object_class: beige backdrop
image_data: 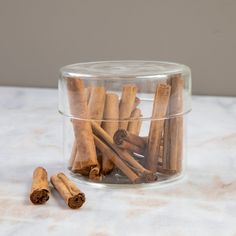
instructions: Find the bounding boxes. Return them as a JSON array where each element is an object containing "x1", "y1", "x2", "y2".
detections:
[{"x1": 0, "y1": 0, "x2": 235, "y2": 96}]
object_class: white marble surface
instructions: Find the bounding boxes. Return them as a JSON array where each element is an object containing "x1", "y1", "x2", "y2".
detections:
[{"x1": 0, "y1": 86, "x2": 235, "y2": 236}]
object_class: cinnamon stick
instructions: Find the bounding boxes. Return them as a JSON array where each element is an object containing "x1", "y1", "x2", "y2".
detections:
[
  {"x1": 119, "y1": 84, "x2": 137, "y2": 129},
  {"x1": 89, "y1": 165, "x2": 102, "y2": 181},
  {"x1": 94, "y1": 135, "x2": 140, "y2": 183},
  {"x1": 69, "y1": 86, "x2": 92, "y2": 169},
  {"x1": 30, "y1": 167, "x2": 50, "y2": 205},
  {"x1": 127, "y1": 108, "x2": 142, "y2": 135},
  {"x1": 114, "y1": 129, "x2": 147, "y2": 149},
  {"x1": 164, "y1": 74, "x2": 184, "y2": 172},
  {"x1": 87, "y1": 86, "x2": 106, "y2": 179},
  {"x1": 88, "y1": 86, "x2": 106, "y2": 125},
  {"x1": 145, "y1": 84, "x2": 171, "y2": 172},
  {"x1": 92, "y1": 122, "x2": 157, "y2": 182},
  {"x1": 51, "y1": 173, "x2": 85, "y2": 209},
  {"x1": 101, "y1": 93, "x2": 119, "y2": 174},
  {"x1": 66, "y1": 77, "x2": 98, "y2": 176},
  {"x1": 113, "y1": 129, "x2": 146, "y2": 155}
]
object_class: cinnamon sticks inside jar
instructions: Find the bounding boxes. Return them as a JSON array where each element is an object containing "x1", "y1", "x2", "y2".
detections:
[{"x1": 65, "y1": 74, "x2": 185, "y2": 184}]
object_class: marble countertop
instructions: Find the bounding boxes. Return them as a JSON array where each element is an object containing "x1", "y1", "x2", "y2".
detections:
[{"x1": 0, "y1": 86, "x2": 235, "y2": 236}]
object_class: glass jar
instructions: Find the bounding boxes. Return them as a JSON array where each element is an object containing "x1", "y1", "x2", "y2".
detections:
[{"x1": 58, "y1": 61, "x2": 191, "y2": 187}]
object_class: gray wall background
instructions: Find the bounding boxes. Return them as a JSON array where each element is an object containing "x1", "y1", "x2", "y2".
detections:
[{"x1": 0, "y1": 0, "x2": 235, "y2": 96}]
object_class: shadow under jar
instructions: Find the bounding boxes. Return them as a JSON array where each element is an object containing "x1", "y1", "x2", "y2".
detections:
[{"x1": 58, "y1": 61, "x2": 191, "y2": 187}]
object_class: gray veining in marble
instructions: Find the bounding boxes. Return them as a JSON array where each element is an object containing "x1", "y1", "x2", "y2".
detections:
[{"x1": 0, "y1": 87, "x2": 235, "y2": 236}]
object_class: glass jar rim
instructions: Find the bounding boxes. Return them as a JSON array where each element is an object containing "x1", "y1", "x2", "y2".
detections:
[{"x1": 60, "y1": 60, "x2": 191, "y2": 80}]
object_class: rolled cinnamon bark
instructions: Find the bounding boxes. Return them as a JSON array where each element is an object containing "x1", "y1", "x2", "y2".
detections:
[
  {"x1": 113, "y1": 129, "x2": 147, "y2": 149},
  {"x1": 119, "y1": 84, "x2": 137, "y2": 129},
  {"x1": 145, "y1": 83, "x2": 171, "y2": 172},
  {"x1": 89, "y1": 165, "x2": 101, "y2": 181},
  {"x1": 66, "y1": 77, "x2": 98, "y2": 176},
  {"x1": 30, "y1": 167, "x2": 50, "y2": 205},
  {"x1": 69, "y1": 86, "x2": 92, "y2": 169},
  {"x1": 51, "y1": 173, "x2": 85, "y2": 209},
  {"x1": 167, "y1": 74, "x2": 184, "y2": 172},
  {"x1": 117, "y1": 149, "x2": 157, "y2": 182},
  {"x1": 127, "y1": 108, "x2": 142, "y2": 135},
  {"x1": 92, "y1": 122, "x2": 157, "y2": 182},
  {"x1": 94, "y1": 135, "x2": 140, "y2": 183},
  {"x1": 87, "y1": 86, "x2": 106, "y2": 179},
  {"x1": 101, "y1": 93, "x2": 119, "y2": 174},
  {"x1": 88, "y1": 86, "x2": 106, "y2": 125},
  {"x1": 114, "y1": 139, "x2": 144, "y2": 155}
]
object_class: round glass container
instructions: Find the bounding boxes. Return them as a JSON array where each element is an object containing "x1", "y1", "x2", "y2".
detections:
[{"x1": 59, "y1": 61, "x2": 191, "y2": 187}]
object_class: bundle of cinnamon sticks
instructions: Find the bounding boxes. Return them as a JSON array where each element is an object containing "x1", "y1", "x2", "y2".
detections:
[{"x1": 66, "y1": 74, "x2": 184, "y2": 184}]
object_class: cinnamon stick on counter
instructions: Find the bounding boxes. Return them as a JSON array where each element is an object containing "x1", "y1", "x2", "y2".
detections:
[
  {"x1": 30, "y1": 167, "x2": 50, "y2": 205},
  {"x1": 145, "y1": 84, "x2": 171, "y2": 172},
  {"x1": 66, "y1": 78, "x2": 99, "y2": 177},
  {"x1": 51, "y1": 173, "x2": 85, "y2": 209},
  {"x1": 101, "y1": 93, "x2": 119, "y2": 174},
  {"x1": 163, "y1": 74, "x2": 184, "y2": 173},
  {"x1": 119, "y1": 84, "x2": 137, "y2": 130}
]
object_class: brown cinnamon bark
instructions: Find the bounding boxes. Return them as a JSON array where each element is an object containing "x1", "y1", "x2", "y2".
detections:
[
  {"x1": 119, "y1": 84, "x2": 137, "y2": 129},
  {"x1": 127, "y1": 108, "x2": 142, "y2": 135},
  {"x1": 69, "y1": 86, "x2": 92, "y2": 169},
  {"x1": 66, "y1": 77, "x2": 98, "y2": 176},
  {"x1": 113, "y1": 129, "x2": 147, "y2": 149},
  {"x1": 88, "y1": 86, "x2": 106, "y2": 125},
  {"x1": 94, "y1": 135, "x2": 140, "y2": 183},
  {"x1": 30, "y1": 167, "x2": 50, "y2": 205},
  {"x1": 51, "y1": 173, "x2": 85, "y2": 209},
  {"x1": 164, "y1": 74, "x2": 184, "y2": 172},
  {"x1": 156, "y1": 167, "x2": 177, "y2": 175},
  {"x1": 115, "y1": 140, "x2": 144, "y2": 155},
  {"x1": 145, "y1": 84, "x2": 171, "y2": 172},
  {"x1": 101, "y1": 93, "x2": 119, "y2": 174},
  {"x1": 92, "y1": 122, "x2": 157, "y2": 182},
  {"x1": 89, "y1": 165, "x2": 101, "y2": 181},
  {"x1": 113, "y1": 129, "x2": 146, "y2": 155}
]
